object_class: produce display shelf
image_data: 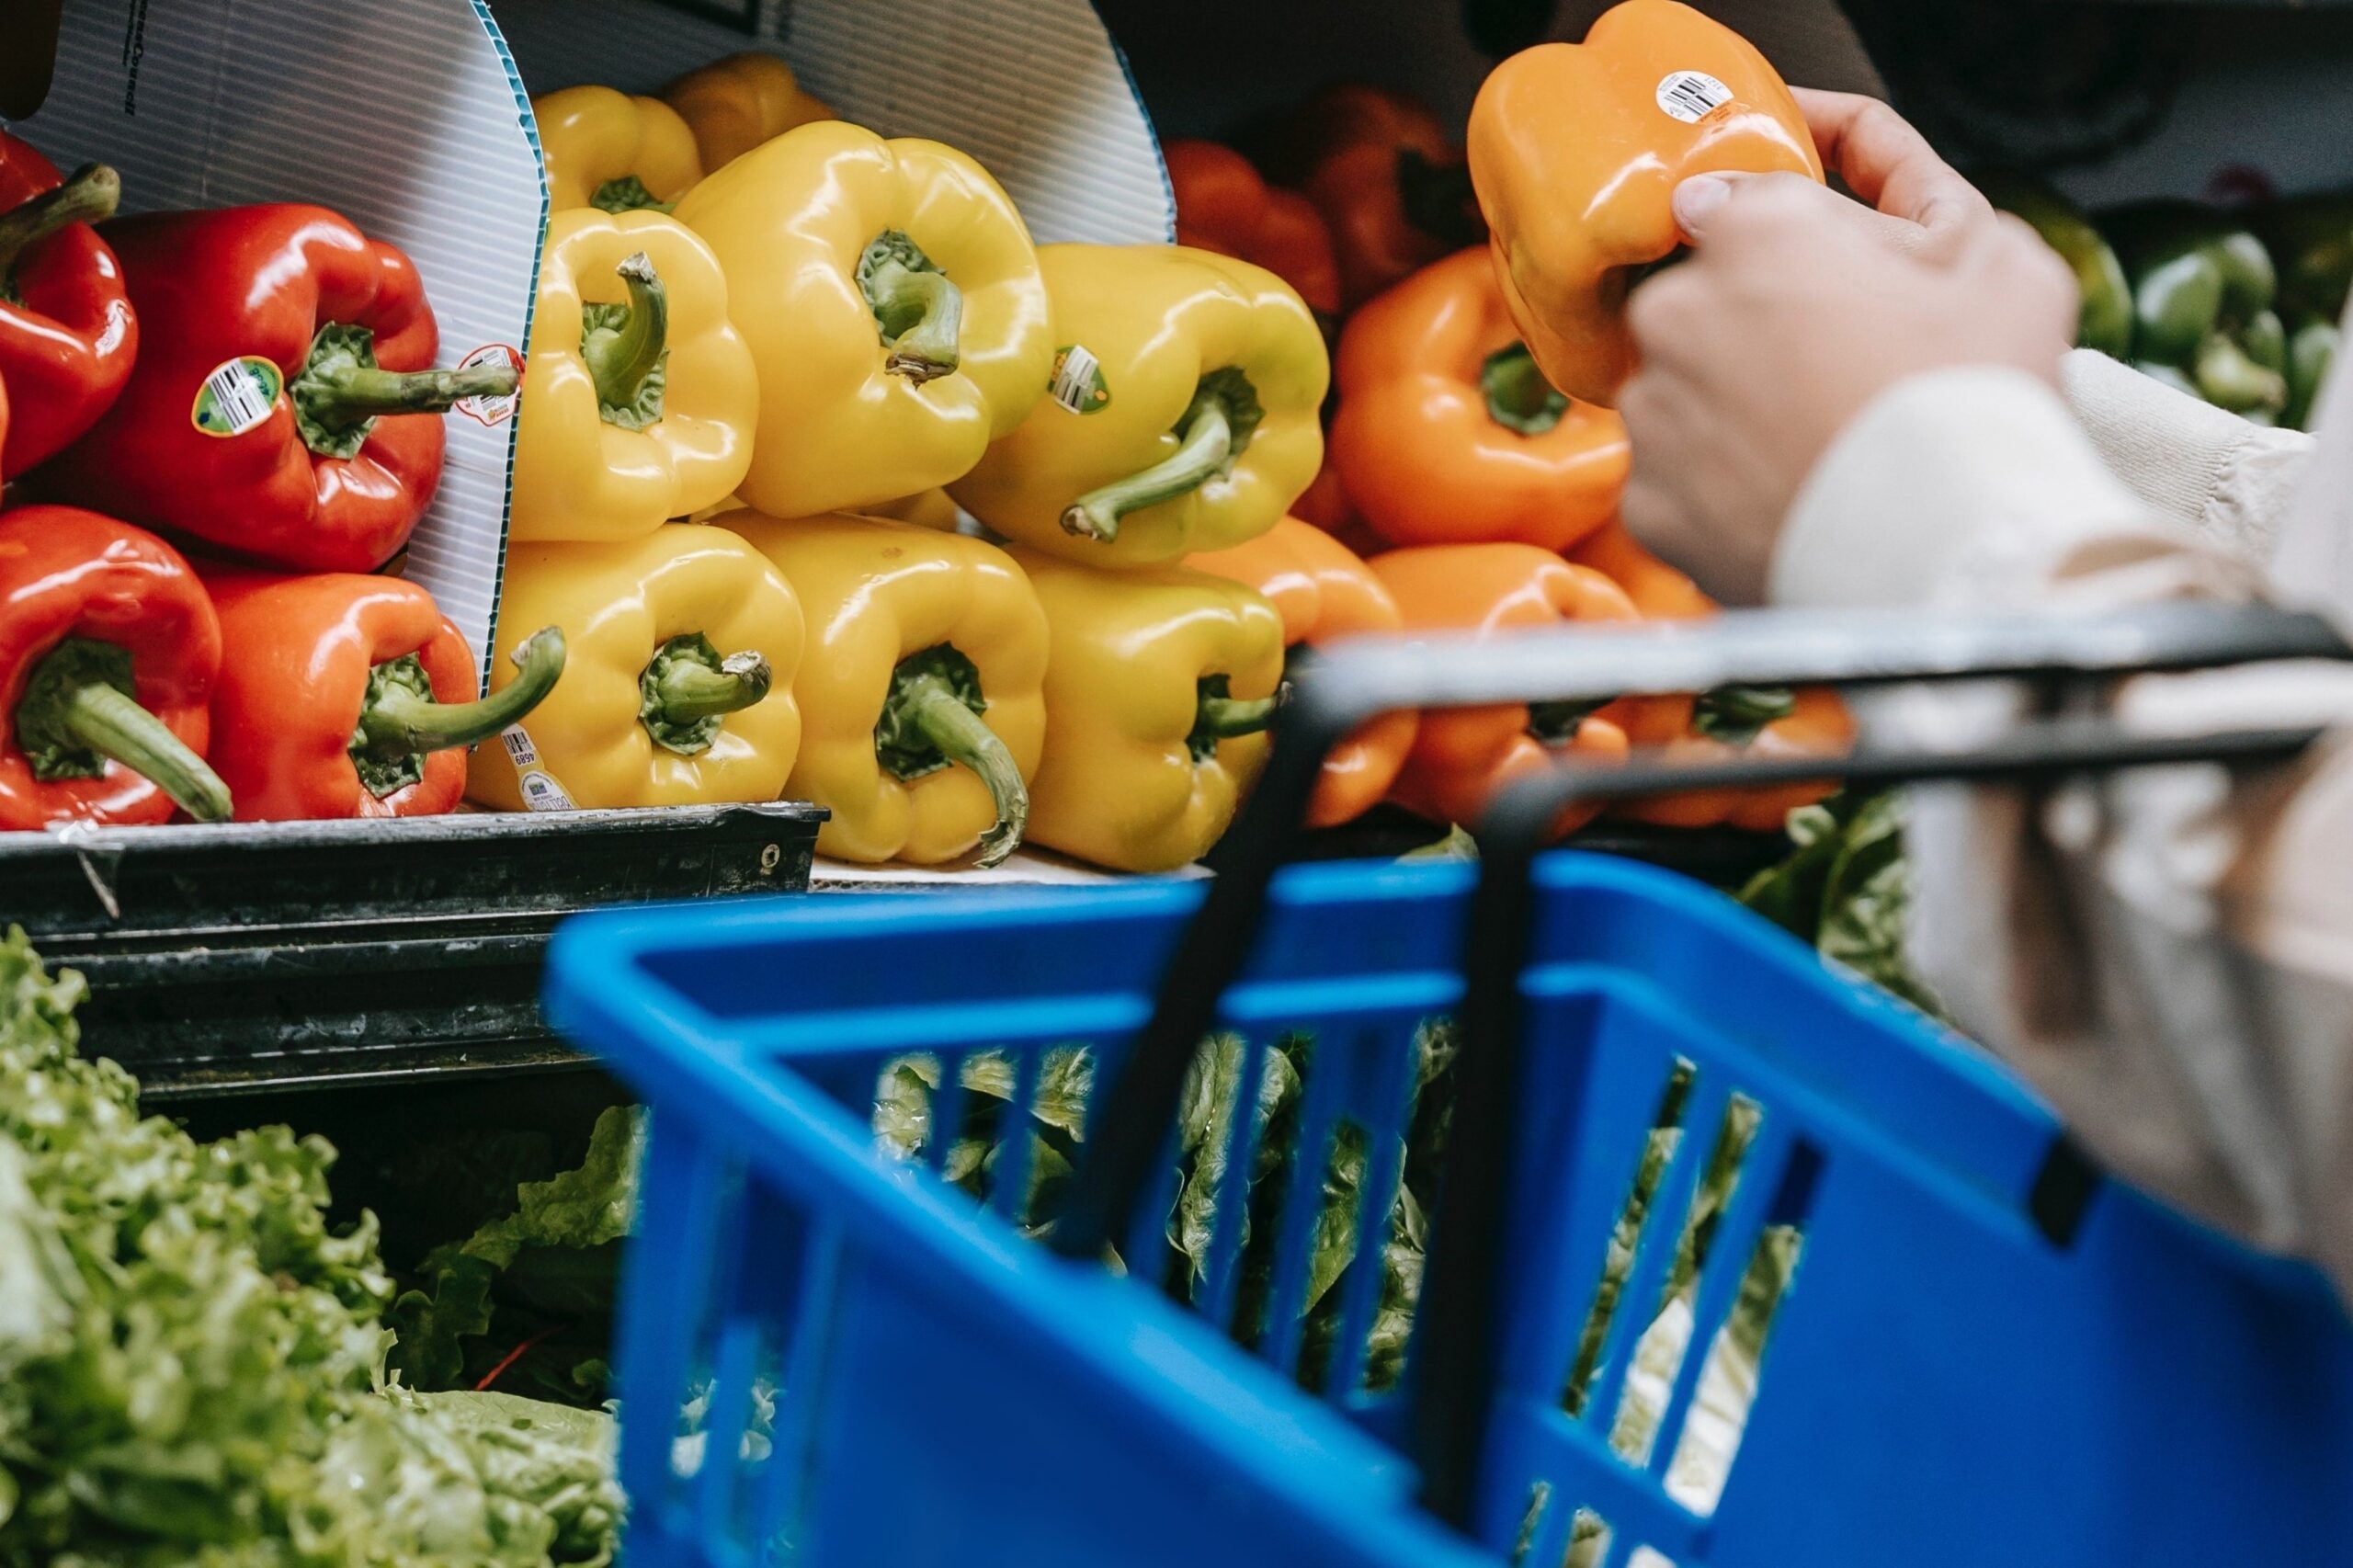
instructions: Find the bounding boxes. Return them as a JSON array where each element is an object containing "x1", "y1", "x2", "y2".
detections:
[{"x1": 3, "y1": 803, "x2": 824, "y2": 1097}]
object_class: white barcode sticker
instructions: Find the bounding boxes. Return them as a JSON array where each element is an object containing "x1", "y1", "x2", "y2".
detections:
[
  {"x1": 1656, "y1": 70, "x2": 1733, "y2": 126},
  {"x1": 189, "y1": 356, "x2": 283, "y2": 437},
  {"x1": 1048, "y1": 344, "x2": 1110, "y2": 415},
  {"x1": 500, "y1": 724, "x2": 576, "y2": 811},
  {"x1": 455, "y1": 343, "x2": 522, "y2": 428}
]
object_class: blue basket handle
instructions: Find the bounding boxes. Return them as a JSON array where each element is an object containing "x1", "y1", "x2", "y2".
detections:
[{"x1": 1051, "y1": 601, "x2": 2349, "y2": 1528}]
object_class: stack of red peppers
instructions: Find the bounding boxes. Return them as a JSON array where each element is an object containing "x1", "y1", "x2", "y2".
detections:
[{"x1": 0, "y1": 127, "x2": 560, "y2": 831}]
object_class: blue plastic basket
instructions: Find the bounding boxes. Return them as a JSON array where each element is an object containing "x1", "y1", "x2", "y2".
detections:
[{"x1": 550, "y1": 851, "x2": 2353, "y2": 1568}]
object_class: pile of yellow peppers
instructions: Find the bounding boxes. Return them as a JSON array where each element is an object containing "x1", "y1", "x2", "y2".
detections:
[{"x1": 472, "y1": 53, "x2": 1329, "y2": 873}]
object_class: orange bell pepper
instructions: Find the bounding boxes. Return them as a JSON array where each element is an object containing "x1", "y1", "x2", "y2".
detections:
[
  {"x1": 1569, "y1": 520, "x2": 1854, "y2": 830},
  {"x1": 1189, "y1": 517, "x2": 1417, "y2": 828},
  {"x1": 1276, "y1": 85, "x2": 1484, "y2": 311},
  {"x1": 1467, "y1": 0, "x2": 1822, "y2": 405},
  {"x1": 1290, "y1": 459, "x2": 1389, "y2": 561},
  {"x1": 1370, "y1": 542, "x2": 1634, "y2": 835},
  {"x1": 1165, "y1": 140, "x2": 1343, "y2": 322},
  {"x1": 1331, "y1": 247, "x2": 1628, "y2": 551}
]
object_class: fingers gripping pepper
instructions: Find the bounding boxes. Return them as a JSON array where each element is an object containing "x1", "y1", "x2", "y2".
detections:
[
  {"x1": 1009, "y1": 549, "x2": 1286, "y2": 873},
  {"x1": 0, "y1": 134, "x2": 135, "y2": 478},
  {"x1": 1, "y1": 507, "x2": 230, "y2": 829},
  {"x1": 1468, "y1": 0, "x2": 1822, "y2": 405},
  {"x1": 726, "y1": 510, "x2": 1047, "y2": 868},
  {"x1": 511, "y1": 209, "x2": 757, "y2": 542},
  {"x1": 2109, "y1": 203, "x2": 2291, "y2": 423},
  {"x1": 202, "y1": 572, "x2": 562, "y2": 821},
  {"x1": 467, "y1": 526, "x2": 803, "y2": 811},
  {"x1": 533, "y1": 85, "x2": 705, "y2": 214},
  {"x1": 1189, "y1": 517, "x2": 1416, "y2": 828},
  {"x1": 1371, "y1": 542, "x2": 1639, "y2": 836},
  {"x1": 951, "y1": 244, "x2": 1327, "y2": 568},
  {"x1": 1165, "y1": 140, "x2": 1343, "y2": 322},
  {"x1": 1331, "y1": 247, "x2": 1629, "y2": 550},
  {"x1": 674, "y1": 121, "x2": 1052, "y2": 518},
  {"x1": 43, "y1": 205, "x2": 518, "y2": 573},
  {"x1": 663, "y1": 53, "x2": 836, "y2": 175}
]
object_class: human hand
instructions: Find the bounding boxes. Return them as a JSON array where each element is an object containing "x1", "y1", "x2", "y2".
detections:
[{"x1": 1617, "y1": 100, "x2": 2075, "y2": 604}]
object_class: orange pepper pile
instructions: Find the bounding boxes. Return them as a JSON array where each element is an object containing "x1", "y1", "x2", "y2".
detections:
[{"x1": 1172, "y1": 0, "x2": 1853, "y2": 843}]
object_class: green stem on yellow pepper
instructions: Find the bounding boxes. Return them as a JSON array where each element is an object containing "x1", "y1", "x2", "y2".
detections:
[
  {"x1": 1062, "y1": 369, "x2": 1267, "y2": 543},
  {"x1": 641, "y1": 631, "x2": 772, "y2": 756},
  {"x1": 876, "y1": 645, "x2": 1028, "y2": 869},
  {"x1": 860, "y1": 230, "x2": 962, "y2": 384},
  {"x1": 582, "y1": 251, "x2": 671, "y2": 430}
]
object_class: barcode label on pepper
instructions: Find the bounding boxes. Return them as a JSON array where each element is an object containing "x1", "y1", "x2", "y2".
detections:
[
  {"x1": 1655, "y1": 70, "x2": 1733, "y2": 125},
  {"x1": 1048, "y1": 345, "x2": 1110, "y2": 415},
  {"x1": 500, "y1": 724, "x2": 577, "y2": 811},
  {"x1": 190, "y1": 356, "x2": 283, "y2": 437}
]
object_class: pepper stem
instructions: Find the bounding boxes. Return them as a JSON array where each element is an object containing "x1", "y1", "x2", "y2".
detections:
[
  {"x1": 881, "y1": 654, "x2": 1029, "y2": 869},
  {"x1": 352, "y1": 628, "x2": 567, "y2": 765},
  {"x1": 1694, "y1": 684, "x2": 1796, "y2": 746},
  {"x1": 0, "y1": 164, "x2": 120, "y2": 279},
  {"x1": 12, "y1": 637, "x2": 233, "y2": 823},
  {"x1": 293, "y1": 323, "x2": 521, "y2": 460},
  {"x1": 1186, "y1": 674, "x2": 1279, "y2": 762},
  {"x1": 591, "y1": 174, "x2": 671, "y2": 214},
  {"x1": 640, "y1": 632, "x2": 772, "y2": 756},
  {"x1": 1482, "y1": 343, "x2": 1570, "y2": 436},
  {"x1": 1063, "y1": 368, "x2": 1270, "y2": 543},
  {"x1": 858, "y1": 231, "x2": 963, "y2": 385},
  {"x1": 581, "y1": 251, "x2": 671, "y2": 430}
]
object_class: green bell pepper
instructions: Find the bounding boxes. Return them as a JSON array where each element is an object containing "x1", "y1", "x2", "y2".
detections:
[
  {"x1": 1980, "y1": 175, "x2": 2133, "y2": 361},
  {"x1": 2259, "y1": 192, "x2": 2353, "y2": 324},
  {"x1": 2284, "y1": 312, "x2": 2338, "y2": 432},
  {"x1": 2107, "y1": 202, "x2": 2290, "y2": 424}
]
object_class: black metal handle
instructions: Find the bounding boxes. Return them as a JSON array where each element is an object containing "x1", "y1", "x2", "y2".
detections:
[{"x1": 1053, "y1": 602, "x2": 2345, "y2": 1266}]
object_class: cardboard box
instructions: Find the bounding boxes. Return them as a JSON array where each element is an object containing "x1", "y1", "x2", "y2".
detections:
[{"x1": 10, "y1": 0, "x2": 1174, "y2": 687}]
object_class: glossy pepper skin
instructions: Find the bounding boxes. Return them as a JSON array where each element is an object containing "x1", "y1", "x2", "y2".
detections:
[
  {"x1": 42, "y1": 205, "x2": 517, "y2": 573},
  {"x1": 1371, "y1": 542, "x2": 1634, "y2": 836},
  {"x1": 1165, "y1": 140, "x2": 1343, "y2": 322},
  {"x1": 675, "y1": 121, "x2": 1052, "y2": 518},
  {"x1": 1567, "y1": 519, "x2": 1853, "y2": 831},
  {"x1": 951, "y1": 244, "x2": 1327, "y2": 568},
  {"x1": 511, "y1": 208, "x2": 756, "y2": 542},
  {"x1": 1331, "y1": 246, "x2": 1629, "y2": 551},
  {"x1": 1, "y1": 506, "x2": 229, "y2": 830},
  {"x1": 724, "y1": 510, "x2": 1047, "y2": 868},
  {"x1": 0, "y1": 135, "x2": 135, "y2": 478},
  {"x1": 202, "y1": 571, "x2": 563, "y2": 822},
  {"x1": 1271, "y1": 85, "x2": 1483, "y2": 311},
  {"x1": 468, "y1": 525, "x2": 804, "y2": 811},
  {"x1": 1981, "y1": 175, "x2": 2133, "y2": 360},
  {"x1": 664, "y1": 52, "x2": 835, "y2": 176},
  {"x1": 1189, "y1": 516, "x2": 1416, "y2": 828},
  {"x1": 1468, "y1": 0, "x2": 1822, "y2": 405},
  {"x1": 2108, "y1": 203, "x2": 2290, "y2": 423},
  {"x1": 532, "y1": 85, "x2": 704, "y2": 214},
  {"x1": 1009, "y1": 548, "x2": 1285, "y2": 873}
]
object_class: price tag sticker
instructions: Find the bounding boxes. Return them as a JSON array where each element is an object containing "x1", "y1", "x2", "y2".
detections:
[
  {"x1": 190, "y1": 357, "x2": 283, "y2": 437},
  {"x1": 1048, "y1": 345, "x2": 1111, "y2": 415},
  {"x1": 1656, "y1": 70, "x2": 1733, "y2": 125}
]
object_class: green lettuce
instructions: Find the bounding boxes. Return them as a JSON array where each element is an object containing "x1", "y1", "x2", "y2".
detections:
[{"x1": 0, "y1": 927, "x2": 622, "y2": 1567}]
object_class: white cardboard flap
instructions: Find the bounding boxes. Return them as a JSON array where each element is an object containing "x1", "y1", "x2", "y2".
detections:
[
  {"x1": 494, "y1": 0, "x2": 1174, "y2": 244},
  {"x1": 17, "y1": 0, "x2": 544, "y2": 687}
]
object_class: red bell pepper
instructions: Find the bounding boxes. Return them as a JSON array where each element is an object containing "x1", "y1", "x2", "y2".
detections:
[
  {"x1": 203, "y1": 571, "x2": 564, "y2": 821},
  {"x1": 1, "y1": 506, "x2": 231, "y2": 830},
  {"x1": 43, "y1": 205, "x2": 517, "y2": 573},
  {"x1": 0, "y1": 134, "x2": 135, "y2": 478}
]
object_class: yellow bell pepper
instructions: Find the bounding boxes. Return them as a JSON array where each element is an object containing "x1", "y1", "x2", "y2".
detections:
[
  {"x1": 663, "y1": 52, "x2": 835, "y2": 174},
  {"x1": 673, "y1": 121, "x2": 1052, "y2": 518},
  {"x1": 723, "y1": 510, "x2": 1047, "y2": 868},
  {"x1": 510, "y1": 209, "x2": 758, "y2": 543},
  {"x1": 532, "y1": 85, "x2": 705, "y2": 214},
  {"x1": 869, "y1": 489, "x2": 963, "y2": 532},
  {"x1": 467, "y1": 526, "x2": 803, "y2": 810},
  {"x1": 1008, "y1": 548, "x2": 1285, "y2": 872},
  {"x1": 951, "y1": 244, "x2": 1328, "y2": 569}
]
